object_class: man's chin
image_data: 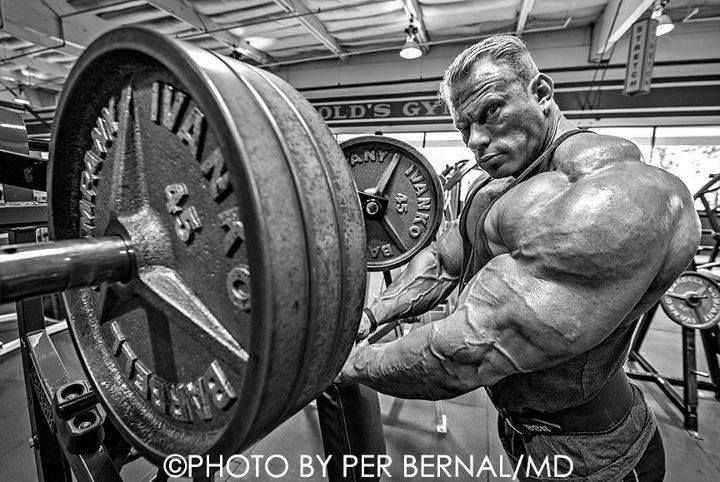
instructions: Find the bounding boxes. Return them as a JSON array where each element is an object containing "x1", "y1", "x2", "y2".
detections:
[
  {"x1": 481, "y1": 158, "x2": 530, "y2": 179},
  {"x1": 480, "y1": 163, "x2": 513, "y2": 179}
]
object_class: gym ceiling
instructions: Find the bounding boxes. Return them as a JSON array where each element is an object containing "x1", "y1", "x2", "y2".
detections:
[{"x1": 0, "y1": 0, "x2": 719, "y2": 129}]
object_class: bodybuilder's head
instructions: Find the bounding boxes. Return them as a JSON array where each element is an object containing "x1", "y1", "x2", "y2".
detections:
[{"x1": 440, "y1": 35, "x2": 559, "y2": 178}]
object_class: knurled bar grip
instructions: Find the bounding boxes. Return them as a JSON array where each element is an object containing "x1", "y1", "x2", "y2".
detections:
[{"x1": 0, "y1": 237, "x2": 134, "y2": 302}]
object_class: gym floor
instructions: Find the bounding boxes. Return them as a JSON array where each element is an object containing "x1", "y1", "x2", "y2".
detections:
[{"x1": 1, "y1": 307, "x2": 719, "y2": 481}]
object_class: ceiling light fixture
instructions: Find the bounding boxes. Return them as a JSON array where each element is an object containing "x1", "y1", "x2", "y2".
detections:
[
  {"x1": 400, "y1": 19, "x2": 422, "y2": 59},
  {"x1": 652, "y1": 1, "x2": 675, "y2": 36}
]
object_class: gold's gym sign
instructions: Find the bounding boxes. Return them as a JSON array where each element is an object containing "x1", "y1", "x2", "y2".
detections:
[{"x1": 313, "y1": 96, "x2": 451, "y2": 125}]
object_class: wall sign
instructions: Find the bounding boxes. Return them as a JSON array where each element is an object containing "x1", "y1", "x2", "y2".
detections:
[
  {"x1": 313, "y1": 96, "x2": 451, "y2": 124},
  {"x1": 308, "y1": 76, "x2": 719, "y2": 127},
  {"x1": 624, "y1": 17, "x2": 658, "y2": 96}
]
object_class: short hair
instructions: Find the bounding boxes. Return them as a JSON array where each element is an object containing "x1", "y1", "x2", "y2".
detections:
[{"x1": 438, "y1": 35, "x2": 540, "y2": 111}]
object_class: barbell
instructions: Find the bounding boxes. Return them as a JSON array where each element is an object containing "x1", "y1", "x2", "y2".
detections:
[{"x1": 0, "y1": 26, "x2": 443, "y2": 465}]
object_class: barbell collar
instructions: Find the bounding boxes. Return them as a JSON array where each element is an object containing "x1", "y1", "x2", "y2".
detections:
[{"x1": 0, "y1": 237, "x2": 135, "y2": 302}]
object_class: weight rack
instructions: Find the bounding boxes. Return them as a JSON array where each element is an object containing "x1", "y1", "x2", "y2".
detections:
[
  {"x1": 626, "y1": 175, "x2": 720, "y2": 434},
  {"x1": 626, "y1": 301, "x2": 720, "y2": 433},
  {"x1": 695, "y1": 172, "x2": 720, "y2": 263},
  {"x1": 0, "y1": 145, "x2": 184, "y2": 481}
]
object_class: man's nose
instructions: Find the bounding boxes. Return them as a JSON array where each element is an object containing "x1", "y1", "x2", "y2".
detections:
[{"x1": 467, "y1": 123, "x2": 490, "y2": 152}]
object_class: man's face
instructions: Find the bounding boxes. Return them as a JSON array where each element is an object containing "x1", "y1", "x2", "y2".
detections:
[{"x1": 449, "y1": 59, "x2": 548, "y2": 178}]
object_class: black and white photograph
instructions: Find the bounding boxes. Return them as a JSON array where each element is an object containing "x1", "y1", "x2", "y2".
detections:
[{"x1": 0, "y1": 1, "x2": 718, "y2": 480}]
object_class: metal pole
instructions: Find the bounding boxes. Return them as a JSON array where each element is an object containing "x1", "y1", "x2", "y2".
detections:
[{"x1": 0, "y1": 237, "x2": 134, "y2": 302}]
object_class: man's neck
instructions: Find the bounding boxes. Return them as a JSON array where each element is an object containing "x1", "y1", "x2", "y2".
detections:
[
  {"x1": 512, "y1": 111, "x2": 578, "y2": 181},
  {"x1": 544, "y1": 106, "x2": 575, "y2": 147},
  {"x1": 535, "y1": 109, "x2": 577, "y2": 173}
]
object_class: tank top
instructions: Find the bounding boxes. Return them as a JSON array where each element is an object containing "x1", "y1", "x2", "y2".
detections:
[{"x1": 456, "y1": 129, "x2": 658, "y2": 480}]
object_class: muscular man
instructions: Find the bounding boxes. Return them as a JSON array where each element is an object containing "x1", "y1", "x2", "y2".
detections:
[{"x1": 338, "y1": 36, "x2": 701, "y2": 480}]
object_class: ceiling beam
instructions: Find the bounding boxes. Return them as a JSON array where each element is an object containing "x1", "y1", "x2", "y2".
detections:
[
  {"x1": 401, "y1": 0, "x2": 430, "y2": 53},
  {"x1": 590, "y1": 0, "x2": 655, "y2": 61},
  {"x1": 0, "y1": 0, "x2": 84, "y2": 57},
  {"x1": 1, "y1": 0, "x2": 123, "y2": 62},
  {"x1": 11, "y1": 0, "x2": 274, "y2": 66},
  {"x1": 271, "y1": 0, "x2": 347, "y2": 59},
  {"x1": 145, "y1": 0, "x2": 274, "y2": 64},
  {"x1": 25, "y1": 0, "x2": 114, "y2": 52},
  {"x1": 516, "y1": 0, "x2": 535, "y2": 35}
]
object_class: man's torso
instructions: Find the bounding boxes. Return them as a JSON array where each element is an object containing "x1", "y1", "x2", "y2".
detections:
[
  {"x1": 458, "y1": 132, "x2": 698, "y2": 412},
  {"x1": 457, "y1": 132, "x2": 698, "y2": 479}
]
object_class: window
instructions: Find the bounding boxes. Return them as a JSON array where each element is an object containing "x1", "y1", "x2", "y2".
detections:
[{"x1": 650, "y1": 127, "x2": 720, "y2": 210}]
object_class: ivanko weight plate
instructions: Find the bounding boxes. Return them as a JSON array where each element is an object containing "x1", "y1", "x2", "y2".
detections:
[
  {"x1": 48, "y1": 26, "x2": 366, "y2": 464},
  {"x1": 341, "y1": 136, "x2": 443, "y2": 271},
  {"x1": 660, "y1": 271, "x2": 720, "y2": 330}
]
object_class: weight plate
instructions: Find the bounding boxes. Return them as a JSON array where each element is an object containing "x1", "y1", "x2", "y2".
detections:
[
  {"x1": 341, "y1": 136, "x2": 444, "y2": 271},
  {"x1": 660, "y1": 271, "x2": 720, "y2": 330},
  {"x1": 48, "y1": 26, "x2": 365, "y2": 464}
]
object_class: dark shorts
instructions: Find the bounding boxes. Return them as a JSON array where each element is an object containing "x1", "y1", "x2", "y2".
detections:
[
  {"x1": 620, "y1": 427, "x2": 665, "y2": 481},
  {"x1": 498, "y1": 414, "x2": 665, "y2": 481}
]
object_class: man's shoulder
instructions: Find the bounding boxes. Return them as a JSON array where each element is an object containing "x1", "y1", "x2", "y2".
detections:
[
  {"x1": 523, "y1": 132, "x2": 687, "y2": 203},
  {"x1": 492, "y1": 139, "x2": 695, "y2": 276},
  {"x1": 553, "y1": 132, "x2": 644, "y2": 178},
  {"x1": 504, "y1": 157, "x2": 689, "y2": 232}
]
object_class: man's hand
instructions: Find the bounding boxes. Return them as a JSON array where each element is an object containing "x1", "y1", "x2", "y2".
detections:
[
  {"x1": 335, "y1": 338, "x2": 370, "y2": 384},
  {"x1": 356, "y1": 308, "x2": 377, "y2": 341}
]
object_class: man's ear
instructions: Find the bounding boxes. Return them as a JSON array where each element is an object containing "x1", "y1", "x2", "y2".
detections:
[{"x1": 530, "y1": 73, "x2": 554, "y2": 112}]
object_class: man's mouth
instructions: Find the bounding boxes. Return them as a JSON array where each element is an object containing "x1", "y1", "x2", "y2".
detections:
[{"x1": 478, "y1": 153, "x2": 500, "y2": 165}]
